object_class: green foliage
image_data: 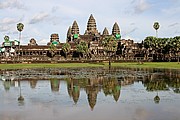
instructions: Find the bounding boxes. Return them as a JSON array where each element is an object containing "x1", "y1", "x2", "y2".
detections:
[
  {"x1": 102, "y1": 36, "x2": 117, "y2": 52},
  {"x1": 0, "y1": 62, "x2": 180, "y2": 70},
  {"x1": 17, "y1": 23, "x2": 24, "y2": 32},
  {"x1": 143, "y1": 36, "x2": 180, "y2": 56},
  {"x1": 49, "y1": 43, "x2": 57, "y2": 52},
  {"x1": 4, "y1": 35, "x2": 10, "y2": 42},
  {"x1": 153, "y1": 22, "x2": 160, "y2": 30},
  {"x1": 145, "y1": 80, "x2": 169, "y2": 91},
  {"x1": 62, "y1": 43, "x2": 71, "y2": 54},
  {"x1": 48, "y1": 43, "x2": 57, "y2": 58},
  {"x1": 76, "y1": 41, "x2": 88, "y2": 54}
]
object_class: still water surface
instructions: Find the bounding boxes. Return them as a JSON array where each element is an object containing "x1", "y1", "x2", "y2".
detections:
[{"x1": 0, "y1": 67, "x2": 180, "y2": 120}]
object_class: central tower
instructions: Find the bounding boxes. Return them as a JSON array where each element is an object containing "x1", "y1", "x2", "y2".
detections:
[{"x1": 85, "y1": 14, "x2": 98, "y2": 35}]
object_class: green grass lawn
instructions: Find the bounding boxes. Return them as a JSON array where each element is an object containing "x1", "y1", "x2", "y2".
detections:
[
  {"x1": 0, "y1": 62, "x2": 180, "y2": 70},
  {"x1": 109, "y1": 62, "x2": 180, "y2": 69},
  {"x1": 0, "y1": 63, "x2": 104, "y2": 70}
]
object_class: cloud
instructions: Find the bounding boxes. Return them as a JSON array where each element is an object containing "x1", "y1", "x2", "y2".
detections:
[
  {"x1": 0, "y1": 17, "x2": 24, "y2": 34},
  {"x1": 29, "y1": 12, "x2": 50, "y2": 24},
  {"x1": 38, "y1": 39, "x2": 48, "y2": 45},
  {"x1": 134, "y1": 0, "x2": 151, "y2": 14},
  {"x1": 168, "y1": 23, "x2": 179, "y2": 28},
  {"x1": 0, "y1": 26, "x2": 10, "y2": 32},
  {"x1": 130, "y1": 23, "x2": 136, "y2": 25},
  {"x1": 0, "y1": 0, "x2": 25, "y2": 10},
  {"x1": 51, "y1": 6, "x2": 59, "y2": 13},
  {"x1": 0, "y1": 17, "x2": 21, "y2": 25},
  {"x1": 123, "y1": 27, "x2": 138, "y2": 36}
]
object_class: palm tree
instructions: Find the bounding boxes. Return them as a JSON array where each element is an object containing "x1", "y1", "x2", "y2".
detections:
[
  {"x1": 173, "y1": 36, "x2": 180, "y2": 63},
  {"x1": 62, "y1": 43, "x2": 71, "y2": 59},
  {"x1": 76, "y1": 41, "x2": 88, "y2": 60},
  {"x1": 48, "y1": 43, "x2": 57, "y2": 58},
  {"x1": 102, "y1": 36, "x2": 117, "y2": 66},
  {"x1": 4, "y1": 35, "x2": 10, "y2": 42},
  {"x1": 17, "y1": 23, "x2": 24, "y2": 60},
  {"x1": 153, "y1": 22, "x2": 160, "y2": 38}
]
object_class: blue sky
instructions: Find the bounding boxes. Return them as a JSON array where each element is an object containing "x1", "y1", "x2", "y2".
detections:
[{"x1": 0, "y1": 0, "x2": 180, "y2": 45}]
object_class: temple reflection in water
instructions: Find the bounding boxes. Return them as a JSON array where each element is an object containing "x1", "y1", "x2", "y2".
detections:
[{"x1": 0, "y1": 68, "x2": 180, "y2": 110}]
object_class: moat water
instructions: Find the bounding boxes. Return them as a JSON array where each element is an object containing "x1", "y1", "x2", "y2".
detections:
[{"x1": 0, "y1": 67, "x2": 180, "y2": 120}]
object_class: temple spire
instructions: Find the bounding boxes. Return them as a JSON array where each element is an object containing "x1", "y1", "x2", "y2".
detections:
[
  {"x1": 112, "y1": 22, "x2": 120, "y2": 36},
  {"x1": 71, "y1": 20, "x2": 79, "y2": 35},
  {"x1": 102, "y1": 27, "x2": 109, "y2": 35},
  {"x1": 85, "y1": 14, "x2": 98, "y2": 35}
]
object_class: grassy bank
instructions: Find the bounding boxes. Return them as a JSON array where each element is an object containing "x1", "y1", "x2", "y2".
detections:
[
  {"x1": 109, "y1": 62, "x2": 180, "y2": 69},
  {"x1": 0, "y1": 62, "x2": 180, "y2": 70},
  {"x1": 0, "y1": 63, "x2": 104, "y2": 70}
]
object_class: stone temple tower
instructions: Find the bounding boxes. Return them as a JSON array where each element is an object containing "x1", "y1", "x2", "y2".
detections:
[
  {"x1": 66, "y1": 21, "x2": 80, "y2": 42},
  {"x1": 112, "y1": 22, "x2": 121, "y2": 39},
  {"x1": 85, "y1": 14, "x2": 98, "y2": 35},
  {"x1": 71, "y1": 20, "x2": 79, "y2": 35},
  {"x1": 102, "y1": 27, "x2": 109, "y2": 36}
]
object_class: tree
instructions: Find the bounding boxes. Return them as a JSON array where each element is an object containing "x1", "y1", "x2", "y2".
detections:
[
  {"x1": 17, "y1": 23, "x2": 24, "y2": 60},
  {"x1": 48, "y1": 43, "x2": 57, "y2": 58},
  {"x1": 102, "y1": 36, "x2": 118, "y2": 66},
  {"x1": 4, "y1": 35, "x2": 10, "y2": 42},
  {"x1": 17, "y1": 23, "x2": 24, "y2": 43},
  {"x1": 76, "y1": 41, "x2": 88, "y2": 59},
  {"x1": 169, "y1": 36, "x2": 180, "y2": 63},
  {"x1": 153, "y1": 22, "x2": 160, "y2": 38},
  {"x1": 62, "y1": 43, "x2": 71, "y2": 59}
]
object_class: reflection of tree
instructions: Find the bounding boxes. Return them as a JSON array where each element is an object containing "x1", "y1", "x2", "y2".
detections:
[
  {"x1": 18, "y1": 80, "x2": 24, "y2": 105},
  {"x1": 168, "y1": 79, "x2": 180, "y2": 94},
  {"x1": 3, "y1": 81, "x2": 11, "y2": 91},
  {"x1": 154, "y1": 92, "x2": 160, "y2": 104},
  {"x1": 50, "y1": 79, "x2": 60, "y2": 92},
  {"x1": 102, "y1": 77, "x2": 121, "y2": 102},
  {"x1": 143, "y1": 72, "x2": 170, "y2": 91},
  {"x1": 144, "y1": 80, "x2": 169, "y2": 91},
  {"x1": 143, "y1": 71, "x2": 180, "y2": 94},
  {"x1": 29, "y1": 80, "x2": 37, "y2": 89},
  {"x1": 3, "y1": 80, "x2": 16, "y2": 91},
  {"x1": 103, "y1": 77, "x2": 114, "y2": 96}
]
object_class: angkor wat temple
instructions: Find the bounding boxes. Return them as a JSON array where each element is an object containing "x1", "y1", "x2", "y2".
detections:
[{"x1": 0, "y1": 14, "x2": 151, "y2": 63}]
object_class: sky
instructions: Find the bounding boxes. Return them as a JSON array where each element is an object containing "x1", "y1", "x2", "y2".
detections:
[{"x1": 0, "y1": 0, "x2": 180, "y2": 45}]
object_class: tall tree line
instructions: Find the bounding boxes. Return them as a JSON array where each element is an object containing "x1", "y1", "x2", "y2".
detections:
[{"x1": 143, "y1": 36, "x2": 180, "y2": 62}]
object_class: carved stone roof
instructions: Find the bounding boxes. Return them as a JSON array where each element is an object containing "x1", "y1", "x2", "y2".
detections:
[
  {"x1": 102, "y1": 27, "x2": 109, "y2": 35},
  {"x1": 71, "y1": 21, "x2": 79, "y2": 34},
  {"x1": 112, "y1": 22, "x2": 120, "y2": 36}
]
